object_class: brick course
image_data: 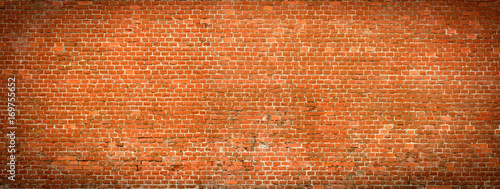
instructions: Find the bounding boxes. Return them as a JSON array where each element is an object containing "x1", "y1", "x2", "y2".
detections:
[{"x1": 1, "y1": 0, "x2": 499, "y2": 188}]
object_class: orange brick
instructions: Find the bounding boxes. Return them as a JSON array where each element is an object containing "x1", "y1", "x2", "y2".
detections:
[
  {"x1": 225, "y1": 180, "x2": 237, "y2": 184},
  {"x1": 223, "y1": 38, "x2": 235, "y2": 42}
]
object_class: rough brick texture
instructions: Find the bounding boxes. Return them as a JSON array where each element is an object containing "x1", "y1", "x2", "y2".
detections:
[{"x1": 1, "y1": 0, "x2": 500, "y2": 188}]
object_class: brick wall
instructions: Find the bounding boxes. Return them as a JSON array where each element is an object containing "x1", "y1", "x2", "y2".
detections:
[{"x1": 1, "y1": 0, "x2": 499, "y2": 188}]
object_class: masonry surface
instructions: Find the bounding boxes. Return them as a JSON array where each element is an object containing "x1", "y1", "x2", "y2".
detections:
[{"x1": 0, "y1": 0, "x2": 499, "y2": 188}]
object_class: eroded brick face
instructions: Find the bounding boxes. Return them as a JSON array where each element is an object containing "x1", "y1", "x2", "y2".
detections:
[{"x1": 1, "y1": 0, "x2": 499, "y2": 188}]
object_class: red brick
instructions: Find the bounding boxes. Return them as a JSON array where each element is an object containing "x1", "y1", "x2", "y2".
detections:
[
  {"x1": 52, "y1": 47, "x2": 64, "y2": 51},
  {"x1": 91, "y1": 166, "x2": 103, "y2": 170},
  {"x1": 409, "y1": 70, "x2": 420, "y2": 75},
  {"x1": 57, "y1": 156, "x2": 76, "y2": 161},
  {"x1": 77, "y1": 1, "x2": 92, "y2": 5},
  {"x1": 1, "y1": 1, "x2": 498, "y2": 188},
  {"x1": 67, "y1": 79, "x2": 80, "y2": 84}
]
